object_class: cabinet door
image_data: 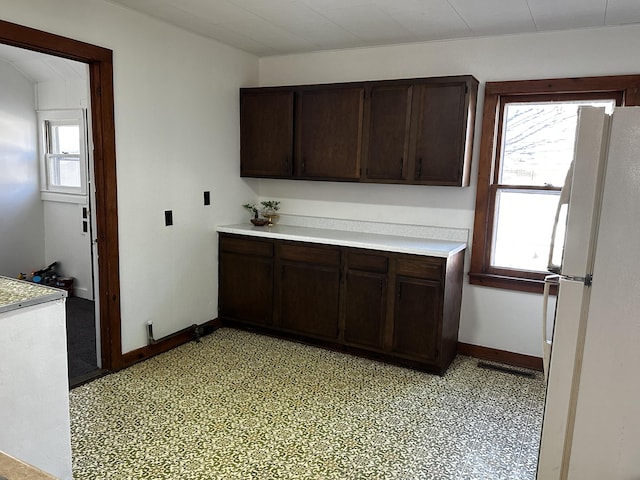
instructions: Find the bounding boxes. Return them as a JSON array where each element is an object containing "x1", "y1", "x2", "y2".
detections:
[
  {"x1": 277, "y1": 242, "x2": 341, "y2": 340},
  {"x1": 240, "y1": 89, "x2": 293, "y2": 177},
  {"x1": 219, "y1": 252, "x2": 274, "y2": 326},
  {"x1": 219, "y1": 235, "x2": 274, "y2": 325},
  {"x1": 344, "y1": 270, "x2": 387, "y2": 350},
  {"x1": 343, "y1": 250, "x2": 388, "y2": 350},
  {"x1": 278, "y1": 262, "x2": 340, "y2": 340},
  {"x1": 392, "y1": 276, "x2": 441, "y2": 363},
  {"x1": 411, "y1": 82, "x2": 468, "y2": 185},
  {"x1": 363, "y1": 84, "x2": 412, "y2": 181},
  {"x1": 297, "y1": 86, "x2": 364, "y2": 180}
]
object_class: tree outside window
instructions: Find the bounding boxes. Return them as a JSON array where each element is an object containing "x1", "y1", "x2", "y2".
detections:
[{"x1": 469, "y1": 75, "x2": 640, "y2": 293}]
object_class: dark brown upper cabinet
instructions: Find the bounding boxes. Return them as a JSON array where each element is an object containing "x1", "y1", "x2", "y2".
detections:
[
  {"x1": 362, "y1": 83, "x2": 413, "y2": 182},
  {"x1": 240, "y1": 88, "x2": 294, "y2": 178},
  {"x1": 410, "y1": 79, "x2": 477, "y2": 186},
  {"x1": 239, "y1": 75, "x2": 478, "y2": 186},
  {"x1": 362, "y1": 76, "x2": 478, "y2": 186},
  {"x1": 296, "y1": 85, "x2": 364, "y2": 180}
]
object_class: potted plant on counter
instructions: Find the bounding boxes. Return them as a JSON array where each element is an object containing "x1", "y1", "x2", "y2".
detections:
[
  {"x1": 260, "y1": 200, "x2": 280, "y2": 226},
  {"x1": 243, "y1": 203, "x2": 268, "y2": 226}
]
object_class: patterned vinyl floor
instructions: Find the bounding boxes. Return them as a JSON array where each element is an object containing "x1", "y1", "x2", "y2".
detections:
[{"x1": 69, "y1": 328, "x2": 545, "y2": 480}]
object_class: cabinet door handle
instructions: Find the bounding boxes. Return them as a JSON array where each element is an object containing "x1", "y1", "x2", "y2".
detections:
[
  {"x1": 399, "y1": 157, "x2": 403, "y2": 176},
  {"x1": 417, "y1": 158, "x2": 423, "y2": 178},
  {"x1": 302, "y1": 157, "x2": 306, "y2": 173}
]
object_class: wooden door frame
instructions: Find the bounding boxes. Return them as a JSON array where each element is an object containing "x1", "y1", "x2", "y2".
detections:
[{"x1": 0, "y1": 19, "x2": 123, "y2": 370}]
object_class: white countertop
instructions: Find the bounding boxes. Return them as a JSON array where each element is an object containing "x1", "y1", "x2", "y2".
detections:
[
  {"x1": 217, "y1": 223, "x2": 466, "y2": 258},
  {"x1": 0, "y1": 276, "x2": 67, "y2": 314}
]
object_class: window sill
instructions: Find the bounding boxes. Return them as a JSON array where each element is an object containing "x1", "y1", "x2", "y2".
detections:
[
  {"x1": 468, "y1": 272, "x2": 557, "y2": 295},
  {"x1": 41, "y1": 191, "x2": 87, "y2": 204}
]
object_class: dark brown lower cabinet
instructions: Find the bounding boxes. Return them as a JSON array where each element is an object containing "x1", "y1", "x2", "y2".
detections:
[
  {"x1": 218, "y1": 235, "x2": 274, "y2": 326},
  {"x1": 277, "y1": 243, "x2": 341, "y2": 340},
  {"x1": 392, "y1": 276, "x2": 440, "y2": 363},
  {"x1": 218, "y1": 233, "x2": 464, "y2": 374},
  {"x1": 343, "y1": 251, "x2": 388, "y2": 351}
]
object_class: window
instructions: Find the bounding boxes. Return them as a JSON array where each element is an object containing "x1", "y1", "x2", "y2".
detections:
[
  {"x1": 38, "y1": 109, "x2": 88, "y2": 200},
  {"x1": 469, "y1": 75, "x2": 640, "y2": 293}
]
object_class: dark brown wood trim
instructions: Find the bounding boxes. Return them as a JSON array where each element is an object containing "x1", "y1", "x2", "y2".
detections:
[
  {"x1": 0, "y1": 19, "x2": 122, "y2": 371},
  {"x1": 457, "y1": 342, "x2": 543, "y2": 371},
  {"x1": 121, "y1": 319, "x2": 223, "y2": 367},
  {"x1": 470, "y1": 74, "x2": 640, "y2": 293},
  {"x1": 468, "y1": 272, "x2": 556, "y2": 294},
  {"x1": 0, "y1": 19, "x2": 112, "y2": 62},
  {"x1": 485, "y1": 75, "x2": 640, "y2": 97}
]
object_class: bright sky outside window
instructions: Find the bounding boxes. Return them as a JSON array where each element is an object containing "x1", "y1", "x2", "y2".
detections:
[
  {"x1": 47, "y1": 121, "x2": 82, "y2": 189},
  {"x1": 38, "y1": 110, "x2": 88, "y2": 199},
  {"x1": 490, "y1": 100, "x2": 615, "y2": 272}
]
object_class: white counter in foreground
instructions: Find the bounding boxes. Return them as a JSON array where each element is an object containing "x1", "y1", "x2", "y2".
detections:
[
  {"x1": 217, "y1": 223, "x2": 466, "y2": 258},
  {"x1": 0, "y1": 277, "x2": 72, "y2": 480}
]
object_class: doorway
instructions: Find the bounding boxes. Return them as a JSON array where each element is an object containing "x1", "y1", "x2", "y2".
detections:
[{"x1": 0, "y1": 19, "x2": 123, "y2": 373}]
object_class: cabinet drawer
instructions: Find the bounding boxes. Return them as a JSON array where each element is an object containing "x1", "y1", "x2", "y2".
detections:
[
  {"x1": 220, "y1": 235, "x2": 273, "y2": 257},
  {"x1": 396, "y1": 256, "x2": 443, "y2": 281},
  {"x1": 347, "y1": 251, "x2": 388, "y2": 273},
  {"x1": 278, "y1": 242, "x2": 340, "y2": 267}
]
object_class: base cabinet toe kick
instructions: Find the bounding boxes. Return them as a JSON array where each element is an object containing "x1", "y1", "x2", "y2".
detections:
[{"x1": 218, "y1": 231, "x2": 464, "y2": 375}]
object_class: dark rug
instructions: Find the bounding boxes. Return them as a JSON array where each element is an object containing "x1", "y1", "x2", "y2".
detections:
[{"x1": 66, "y1": 296, "x2": 99, "y2": 382}]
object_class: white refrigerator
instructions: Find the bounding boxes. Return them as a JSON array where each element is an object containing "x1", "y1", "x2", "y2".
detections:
[{"x1": 537, "y1": 106, "x2": 640, "y2": 479}]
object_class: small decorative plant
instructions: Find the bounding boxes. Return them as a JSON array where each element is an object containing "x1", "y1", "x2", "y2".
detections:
[
  {"x1": 243, "y1": 200, "x2": 280, "y2": 226},
  {"x1": 243, "y1": 203, "x2": 260, "y2": 219},
  {"x1": 260, "y1": 200, "x2": 280, "y2": 214},
  {"x1": 260, "y1": 200, "x2": 281, "y2": 226}
]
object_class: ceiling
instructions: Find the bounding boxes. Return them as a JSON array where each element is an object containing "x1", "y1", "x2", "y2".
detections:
[
  {"x1": 1, "y1": 0, "x2": 639, "y2": 80},
  {"x1": 106, "y1": 0, "x2": 640, "y2": 56},
  {"x1": 0, "y1": 43, "x2": 87, "y2": 83}
]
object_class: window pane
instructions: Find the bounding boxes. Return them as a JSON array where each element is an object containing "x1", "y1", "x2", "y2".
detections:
[
  {"x1": 500, "y1": 100, "x2": 614, "y2": 186},
  {"x1": 50, "y1": 124, "x2": 80, "y2": 154},
  {"x1": 491, "y1": 190, "x2": 560, "y2": 271},
  {"x1": 48, "y1": 155, "x2": 81, "y2": 188}
]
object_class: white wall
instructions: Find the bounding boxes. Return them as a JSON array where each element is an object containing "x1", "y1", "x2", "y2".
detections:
[
  {"x1": 258, "y1": 25, "x2": 640, "y2": 357},
  {"x1": 1, "y1": 0, "x2": 260, "y2": 353},
  {"x1": 0, "y1": 60, "x2": 44, "y2": 277}
]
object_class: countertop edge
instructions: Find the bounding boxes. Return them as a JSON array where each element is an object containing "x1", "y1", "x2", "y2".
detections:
[
  {"x1": 217, "y1": 224, "x2": 466, "y2": 258},
  {"x1": 0, "y1": 276, "x2": 67, "y2": 315}
]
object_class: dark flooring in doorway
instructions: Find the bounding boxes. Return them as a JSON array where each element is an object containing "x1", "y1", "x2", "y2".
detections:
[{"x1": 66, "y1": 296, "x2": 101, "y2": 387}]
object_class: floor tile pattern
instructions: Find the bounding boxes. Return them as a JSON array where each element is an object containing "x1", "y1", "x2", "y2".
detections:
[{"x1": 69, "y1": 328, "x2": 545, "y2": 479}]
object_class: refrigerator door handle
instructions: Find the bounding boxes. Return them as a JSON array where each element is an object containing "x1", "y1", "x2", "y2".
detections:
[
  {"x1": 542, "y1": 274, "x2": 561, "y2": 379},
  {"x1": 562, "y1": 273, "x2": 593, "y2": 286},
  {"x1": 543, "y1": 274, "x2": 560, "y2": 342}
]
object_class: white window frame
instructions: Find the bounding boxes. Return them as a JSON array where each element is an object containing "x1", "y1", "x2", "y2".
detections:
[{"x1": 37, "y1": 109, "x2": 88, "y2": 203}]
